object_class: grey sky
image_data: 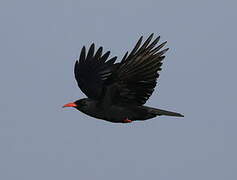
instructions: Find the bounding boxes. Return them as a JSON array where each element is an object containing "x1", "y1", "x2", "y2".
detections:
[{"x1": 0, "y1": 0, "x2": 236, "y2": 179}]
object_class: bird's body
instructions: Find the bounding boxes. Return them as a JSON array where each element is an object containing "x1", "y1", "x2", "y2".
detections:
[
  {"x1": 72, "y1": 98, "x2": 157, "y2": 123},
  {"x1": 63, "y1": 34, "x2": 184, "y2": 123}
]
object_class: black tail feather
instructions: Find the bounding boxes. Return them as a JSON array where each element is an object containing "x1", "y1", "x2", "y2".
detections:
[{"x1": 150, "y1": 108, "x2": 184, "y2": 117}]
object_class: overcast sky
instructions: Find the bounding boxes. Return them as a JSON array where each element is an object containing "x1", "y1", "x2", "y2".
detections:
[{"x1": 0, "y1": 0, "x2": 237, "y2": 179}]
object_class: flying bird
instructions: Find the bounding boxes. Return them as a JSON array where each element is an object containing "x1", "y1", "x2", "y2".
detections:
[{"x1": 63, "y1": 34, "x2": 184, "y2": 123}]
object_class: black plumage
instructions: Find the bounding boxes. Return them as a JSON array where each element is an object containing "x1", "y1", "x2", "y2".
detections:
[{"x1": 63, "y1": 34, "x2": 184, "y2": 123}]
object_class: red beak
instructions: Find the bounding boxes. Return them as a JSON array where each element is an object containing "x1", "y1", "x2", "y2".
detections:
[{"x1": 63, "y1": 102, "x2": 77, "y2": 108}]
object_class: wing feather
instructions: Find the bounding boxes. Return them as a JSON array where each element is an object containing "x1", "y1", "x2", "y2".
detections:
[
  {"x1": 106, "y1": 34, "x2": 168, "y2": 105},
  {"x1": 74, "y1": 44, "x2": 117, "y2": 99}
]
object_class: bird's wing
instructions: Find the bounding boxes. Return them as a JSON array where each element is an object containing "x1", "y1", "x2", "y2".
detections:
[
  {"x1": 74, "y1": 44, "x2": 117, "y2": 100},
  {"x1": 106, "y1": 34, "x2": 168, "y2": 106}
]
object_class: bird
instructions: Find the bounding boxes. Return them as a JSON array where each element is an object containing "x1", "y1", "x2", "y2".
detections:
[{"x1": 63, "y1": 34, "x2": 184, "y2": 123}]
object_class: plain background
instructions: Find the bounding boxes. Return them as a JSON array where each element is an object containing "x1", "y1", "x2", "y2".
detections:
[{"x1": 0, "y1": 0, "x2": 236, "y2": 179}]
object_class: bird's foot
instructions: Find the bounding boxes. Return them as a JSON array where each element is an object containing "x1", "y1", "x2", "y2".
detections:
[{"x1": 123, "y1": 118, "x2": 132, "y2": 123}]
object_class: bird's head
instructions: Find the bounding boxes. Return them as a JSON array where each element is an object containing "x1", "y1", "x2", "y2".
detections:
[{"x1": 63, "y1": 98, "x2": 88, "y2": 110}]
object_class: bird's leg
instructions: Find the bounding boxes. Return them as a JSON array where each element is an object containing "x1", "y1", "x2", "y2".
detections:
[{"x1": 123, "y1": 117, "x2": 132, "y2": 123}]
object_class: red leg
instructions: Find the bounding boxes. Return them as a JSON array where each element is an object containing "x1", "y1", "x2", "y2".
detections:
[{"x1": 123, "y1": 117, "x2": 132, "y2": 123}]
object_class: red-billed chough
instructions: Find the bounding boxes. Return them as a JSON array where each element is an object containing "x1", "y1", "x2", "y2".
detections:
[{"x1": 63, "y1": 34, "x2": 184, "y2": 123}]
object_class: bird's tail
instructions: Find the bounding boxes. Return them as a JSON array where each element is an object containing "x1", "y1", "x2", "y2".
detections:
[{"x1": 149, "y1": 107, "x2": 184, "y2": 117}]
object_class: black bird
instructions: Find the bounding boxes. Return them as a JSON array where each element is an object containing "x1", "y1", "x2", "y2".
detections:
[{"x1": 63, "y1": 34, "x2": 184, "y2": 123}]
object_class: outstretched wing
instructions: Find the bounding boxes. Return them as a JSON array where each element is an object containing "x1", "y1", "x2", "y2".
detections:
[
  {"x1": 106, "y1": 34, "x2": 168, "y2": 106},
  {"x1": 74, "y1": 44, "x2": 117, "y2": 100}
]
